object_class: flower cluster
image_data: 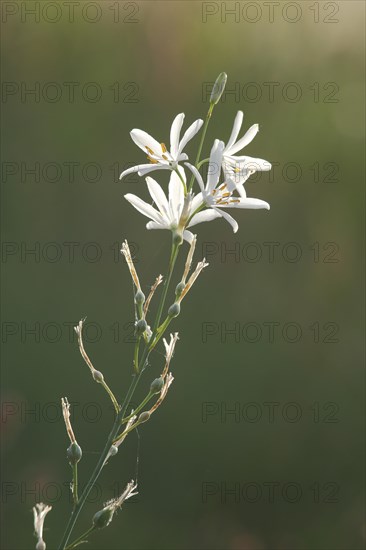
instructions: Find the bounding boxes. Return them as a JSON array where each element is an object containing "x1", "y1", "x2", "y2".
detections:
[{"x1": 120, "y1": 75, "x2": 271, "y2": 242}]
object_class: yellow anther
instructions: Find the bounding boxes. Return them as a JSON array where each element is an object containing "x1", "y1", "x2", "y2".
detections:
[{"x1": 161, "y1": 143, "x2": 167, "y2": 153}]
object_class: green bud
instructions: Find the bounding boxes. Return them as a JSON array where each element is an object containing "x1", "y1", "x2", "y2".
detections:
[
  {"x1": 135, "y1": 289, "x2": 145, "y2": 305},
  {"x1": 168, "y1": 302, "x2": 180, "y2": 318},
  {"x1": 210, "y1": 72, "x2": 227, "y2": 105},
  {"x1": 92, "y1": 506, "x2": 114, "y2": 529},
  {"x1": 109, "y1": 445, "x2": 119, "y2": 456},
  {"x1": 150, "y1": 377, "x2": 164, "y2": 395},
  {"x1": 138, "y1": 411, "x2": 150, "y2": 423},
  {"x1": 92, "y1": 370, "x2": 104, "y2": 383},
  {"x1": 67, "y1": 442, "x2": 82, "y2": 465},
  {"x1": 175, "y1": 281, "x2": 185, "y2": 298},
  {"x1": 135, "y1": 319, "x2": 147, "y2": 337}
]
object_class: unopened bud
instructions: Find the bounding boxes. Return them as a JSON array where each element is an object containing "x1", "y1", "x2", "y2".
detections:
[
  {"x1": 92, "y1": 370, "x2": 104, "y2": 383},
  {"x1": 210, "y1": 72, "x2": 227, "y2": 105},
  {"x1": 150, "y1": 377, "x2": 164, "y2": 394},
  {"x1": 135, "y1": 289, "x2": 145, "y2": 305},
  {"x1": 67, "y1": 442, "x2": 82, "y2": 465},
  {"x1": 109, "y1": 445, "x2": 119, "y2": 456},
  {"x1": 168, "y1": 302, "x2": 180, "y2": 318},
  {"x1": 92, "y1": 506, "x2": 114, "y2": 529},
  {"x1": 138, "y1": 411, "x2": 150, "y2": 423},
  {"x1": 135, "y1": 319, "x2": 147, "y2": 337},
  {"x1": 175, "y1": 281, "x2": 185, "y2": 298}
]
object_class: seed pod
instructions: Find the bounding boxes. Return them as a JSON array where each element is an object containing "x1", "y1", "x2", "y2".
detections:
[
  {"x1": 67, "y1": 442, "x2": 82, "y2": 465},
  {"x1": 150, "y1": 377, "x2": 164, "y2": 395},
  {"x1": 168, "y1": 302, "x2": 180, "y2": 318}
]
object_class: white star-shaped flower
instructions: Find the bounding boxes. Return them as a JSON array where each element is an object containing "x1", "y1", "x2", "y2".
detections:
[
  {"x1": 223, "y1": 111, "x2": 271, "y2": 197},
  {"x1": 186, "y1": 139, "x2": 270, "y2": 233},
  {"x1": 124, "y1": 170, "x2": 217, "y2": 243},
  {"x1": 120, "y1": 113, "x2": 203, "y2": 180}
]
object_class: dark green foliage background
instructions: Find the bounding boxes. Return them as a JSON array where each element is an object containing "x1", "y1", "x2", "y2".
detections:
[{"x1": 1, "y1": 1, "x2": 364, "y2": 549}]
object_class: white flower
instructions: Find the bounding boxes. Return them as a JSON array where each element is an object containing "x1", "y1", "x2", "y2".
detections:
[
  {"x1": 124, "y1": 170, "x2": 218, "y2": 243},
  {"x1": 186, "y1": 140, "x2": 270, "y2": 233},
  {"x1": 120, "y1": 113, "x2": 203, "y2": 179},
  {"x1": 223, "y1": 111, "x2": 271, "y2": 196}
]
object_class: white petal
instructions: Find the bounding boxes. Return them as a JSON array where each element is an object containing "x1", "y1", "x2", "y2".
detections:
[
  {"x1": 207, "y1": 140, "x2": 224, "y2": 192},
  {"x1": 225, "y1": 111, "x2": 243, "y2": 152},
  {"x1": 185, "y1": 163, "x2": 205, "y2": 192},
  {"x1": 224, "y1": 198, "x2": 270, "y2": 210},
  {"x1": 168, "y1": 171, "x2": 184, "y2": 222},
  {"x1": 213, "y1": 207, "x2": 239, "y2": 233},
  {"x1": 146, "y1": 177, "x2": 170, "y2": 218},
  {"x1": 146, "y1": 221, "x2": 167, "y2": 230},
  {"x1": 124, "y1": 193, "x2": 166, "y2": 225},
  {"x1": 178, "y1": 119, "x2": 204, "y2": 155},
  {"x1": 170, "y1": 113, "x2": 185, "y2": 158},
  {"x1": 183, "y1": 230, "x2": 195, "y2": 244},
  {"x1": 119, "y1": 165, "x2": 140, "y2": 179},
  {"x1": 131, "y1": 129, "x2": 162, "y2": 156},
  {"x1": 188, "y1": 209, "x2": 222, "y2": 227},
  {"x1": 190, "y1": 192, "x2": 204, "y2": 212},
  {"x1": 228, "y1": 124, "x2": 259, "y2": 155},
  {"x1": 137, "y1": 164, "x2": 170, "y2": 177},
  {"x1": 230, "y1": 155, "x2": 271, "y2": 172}
]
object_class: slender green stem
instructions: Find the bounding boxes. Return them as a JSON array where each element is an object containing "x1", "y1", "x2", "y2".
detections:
[
  {"x1": 133, "y1": 338, "x2": 140, "y2": 373},
  {"x1": 58, "y1": 371, "x2": 143, "y2": 549},
  {"x1": 100, "y1": 380, "x2": 120, "y2": 414},
  {"x1": 72, "y1": 464, "x2": 79, "y2": 508},
  {"x1": 152, "y1": 239, "x2": 180, "y2": 333},
  {"x1": 197, "y1": 158, "x2": 210, "y2": 169},
  {"x1": 65, "y1": 526, "x2": 96, "y2": 550},
  {"x1": 188, "y1": 103, "x2": 214, "y2": 192},
  {"x1": 121, "y1": 391, "x2": 154, "y2": 425},
  {"x1": 174, "y1": 167, "x2": 187, "y2": 194},
  {"x1": 58, "y1": 240, "x2": 182, "y2": 549}
]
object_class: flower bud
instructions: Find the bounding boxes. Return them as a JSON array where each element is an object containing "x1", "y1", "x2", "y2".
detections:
[
  {"x1": 36, "y1": 541, "x2": 46, "y2": 550},
  {"x1": 138, "y1": 411, "x2": 150, "y2": 423},
  {"x1": 175, "y1": 281, "x2": 185, "y2": 298},
  {"x1": 168, "y1": 302, "x2": 180, "y2": 318},
  {"x1": 92, "y1": 506, "x2": 114, "y2": 529},
  {"x1": 109, "y1": 445, "x2": 119, "y2": 456},
  {"x1": 150, "y1": 377, "x2": 164, "y2": 395},
  {"x1": 67, "y1": 442, "x2": 82, "y2": 465},
  {"x1": 135, "y1": 289, "x2": 145, "y2": 306},
  {"x1": 135, "y1": 319, "x2": 147, "y2": 337},
  {"x1": 210, "y1": 72, "x2": 227, "y2": 105},
  {"x1": 92, "y1": 370, "x2": 104, "y2": 383}
]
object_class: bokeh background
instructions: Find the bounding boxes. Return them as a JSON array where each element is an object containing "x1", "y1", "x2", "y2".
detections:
[{"x1": 1, "y1": 1, "x2": 365, "y2": 549}]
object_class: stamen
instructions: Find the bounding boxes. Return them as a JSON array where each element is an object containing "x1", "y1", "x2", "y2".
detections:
[
  {"x1": 146, "y1": 146, "x2": 155, "y2": 155},
  {"x1": 161, "y1": 143, "x2": 167, "y2": 153},
  {"x1": 222, "y1": 192, "x2": 230, "y2": 198},
  {"x1": 147, "y1": 155, "x2": 158, "y2": 164},
  {"x1": 219, "y1": 183, "x2": 227, "y2": 191},
  {"x1": 162, "y1": 154, "x2": 168, "y2": 161}
]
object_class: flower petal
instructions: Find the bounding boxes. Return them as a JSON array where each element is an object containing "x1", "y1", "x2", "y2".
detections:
[
  {"x1": 185, "y1": 163, "x2": 205, "y2": 192},
  {"x1": 178, "y1": 119, "x2": 204, "y2": 155},
  {"x1": 224, "y1": 198, "x2": 270, "y2": 210},
  {"x1": 168, "y1": 170, "x2": 185, "y2": 222},
  {"x1": 228, "y1": 124, "x2": 259, "y2": 155},
  {"x1": 170, "y1": 113, "x2": 185, "y2": 158},
  {"x1": 131, "y1": 129, "x2": 162, "y2": 156},
  {"x1": 225, "y1": 111, "x2": 243, "y2": 152},
  {"x1": 146, "y1": 177, "x2": 170, "y2": 219},
  {"x1": 207, "y1": 140, "x2": 224, "y2": 192},
  {"x1": 124, "y1": 193, "x2": 166, "y2": 225},
  {"x1": 229, "y1": 155, "x2": 272, "y2": 172},
  {"x1": 213, "y1": 207, "x2": 239, "y2": 233},
  {"x1": 183, "y1": 230, "x2": 195, "y2": 244},
  {"x1": 146, "y1": 221, "x2": 166, "y2": 230},
  {"x1": 137, "y1": 164, "x2": 170, "y2": 177},
  {"x1": 188, "y1": 209, "x2": 222, "y2": 227}
]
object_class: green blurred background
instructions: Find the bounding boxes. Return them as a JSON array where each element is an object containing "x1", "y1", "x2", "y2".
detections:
[{"x1": 1, "y1": 1, "x2": 365, "y2": 549}]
